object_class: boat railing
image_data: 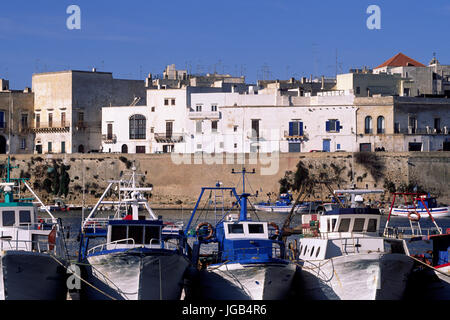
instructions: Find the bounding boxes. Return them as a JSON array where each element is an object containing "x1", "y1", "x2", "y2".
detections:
[
  {"x1": 0, "y1": 237, "x2": 56, "y2": 253},
  {"x1": 83, "y1": 218, "x2": 109, "y2": 232},
  {"x1": 383, "y1": 226, "x2": 443, "y2": 239},
  {"x1": 317, "y1": 231, "x2": 380, "y2": 240},
  {"x1": 87, "y1": 238, "x2": 136, "y2": 255}
]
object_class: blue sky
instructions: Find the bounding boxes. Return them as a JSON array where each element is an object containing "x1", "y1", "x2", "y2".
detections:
[{"x1": 1, "y1": 0, "x2": 450, "y2": 89}]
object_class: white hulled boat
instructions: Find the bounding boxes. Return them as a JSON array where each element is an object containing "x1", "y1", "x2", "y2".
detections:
[
  {"x1": 297, "y1": 189, "x2": 414, "y2": 300},
  {"x1": 0, "y1": 157, "x2": 68, "y2": 300},
  {"x1": 78, "y1": 167, "x2": 191, "y2": 300},
  {"x1": 388, "y1": 192, "x2": 450, "y2": 218}
]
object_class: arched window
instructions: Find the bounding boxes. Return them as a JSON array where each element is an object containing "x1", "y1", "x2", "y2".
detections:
[
  {"x1": 129, "y1": 114, "x2": 146, "y2": 140},
  {"x1": 121, "y1": 144, "x2": 128, "y2": 154},
  {"x1": 377, "y1": 116, "x2": 385, "y2": 134},
  {"x1": 364, "y1": 116, "x2": 372, "y2": 134}
]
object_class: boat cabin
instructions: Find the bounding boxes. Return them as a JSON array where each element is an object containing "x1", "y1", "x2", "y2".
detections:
[
  {"x1": 0, "y1": 203, "x2": 56, "y2": 252},
  {"x1": 214, "y1": 221, "x2": 282, "y2": 263},
  {"x1": 319, "y1": 208, "x2": 382, "y2": 238},
  {"x1": 105, "y1": 220, "x2": 164, "y2": 250}
]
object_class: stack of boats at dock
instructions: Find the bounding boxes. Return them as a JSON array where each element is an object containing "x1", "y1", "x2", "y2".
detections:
[{"x1": 0, "y1": 157, "x2": 448, "y2": 300}]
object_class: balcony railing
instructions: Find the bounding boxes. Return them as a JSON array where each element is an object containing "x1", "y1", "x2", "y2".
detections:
[
  {"x1": 188, "y1": 111, "x2": 220, "y2": 119},
  {"x1": 102, "y1": 134, "x2": 117, "y2": 144},
  {"x1": 284, "y1": 130, "x2": 305, "y2": 139},
  {"x1": 395, "y1": 127, "x2": 449, "y2": 135},
  {"x1": 32, "y1": 121, "x2": 71, "y2": 133},
  {"x1": 154, "y1": 133, "x2": 184, "y2": 143}
]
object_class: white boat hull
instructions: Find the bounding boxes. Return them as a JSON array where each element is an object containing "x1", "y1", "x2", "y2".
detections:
[
  {"x1": 300, "y1": 253, "x2": 414, "y2": 300},
  {"x1": 389, "y1": 206, "x2": 450, "y2": 218},
  {"x1": 0, "y1": 251, "x2": 67, "y2": 300},
  {"x1": 190, "y1": 262, "x2": 296, "y2": 300},
  {"x1": 81, "y1": 251, "x2": 190, "y2": 300}
]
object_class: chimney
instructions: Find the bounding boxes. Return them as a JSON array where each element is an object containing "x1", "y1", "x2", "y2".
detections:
[
  {"x1": 92, "y1": 67, "x2": 97, "y2": 72},
  {"x1": 321, "y1": 76, "x2": 325, "y2": 90}
]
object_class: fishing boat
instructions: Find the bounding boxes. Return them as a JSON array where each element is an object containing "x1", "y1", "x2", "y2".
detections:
[
  {"x1": 388, "y1": 192, "x2": 450, "y2": 218},
  {"x1": 77, "y1": 167, "x2": 191, "y2": 300},
  {"x1": 185, "y1": 168, "x2": 297, "y2": 300},
  {"x1": 297, "y1": 189, "x2": 415, "y2": 300},
  {"x1": 0, "y1": 157, "x2": 69, "y2": 300},
  {"x1": 254, "y1": 193, "x2": 307, "y2": 213}
]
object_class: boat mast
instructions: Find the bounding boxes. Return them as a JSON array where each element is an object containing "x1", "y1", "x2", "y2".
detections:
[{"x1": 232, "y1": 167, "x2": 255, "y2": 221}]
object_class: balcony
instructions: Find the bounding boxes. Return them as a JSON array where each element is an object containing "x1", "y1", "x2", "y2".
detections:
[
  {"x1": 154, "y1": 133, "x2": 184, "y2": 143},
  {"x1": 32, "y1": 121, "x2": 71, "y2": 133},
  {"x1": 102, "y1": 134, "x2": 117, "y2": 144},
  {"x1": 284, "y1": 130, "x2": 305, "y2": 139},
  {"x1": 188, "y1": 111, "x2": 220, "y2": 120},
  {"x1": 395, "y1": 127, "x2": 449, "y2": 135}
]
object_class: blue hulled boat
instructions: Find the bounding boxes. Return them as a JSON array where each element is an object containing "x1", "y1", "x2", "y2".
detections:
[{"x1": 185, "y1": 168, "x2": 297, "y2": 300}]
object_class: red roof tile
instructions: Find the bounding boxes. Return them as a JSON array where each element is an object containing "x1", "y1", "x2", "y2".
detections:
[{"x1": 375, "y1": 53, "x2": 426, "y2": 69}]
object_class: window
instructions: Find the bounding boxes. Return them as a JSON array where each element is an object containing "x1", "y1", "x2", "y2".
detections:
[
  {"x1": 303, "y1": 245, "x2": 308, "y2": 255},
  {"x1": 20, "y1": 138, "x2": 26, "y2": 150},
  {"x1": 0, "y1": 111, "x2": 5, "y2": 128},
  {"x1": 35, "y1": 114, "x2": 40, "y2": 128},
  {"x1": 196, "y1": 104, "x2": 202, "y2": 112},
  {"x1": 365, "y1": 116, "x2": 373, "y2": 134},
  {"x1": 377, "y1": 116, "x2": 385, "y2": 134},
  {"x1": 165, "y1": 121, "x2": 173, "y2": 138},
  {"x1": 150, "y1": 127, "x2": 154, "y2": 133},
  {"x1": 289, "y1": 121, "x2": 304, "y2": 136},
  {"x1": 352, "y1": 218, "x2": 365, "y2": 232},
  {"x1": 196, "y1": 120, "x2": 202, "y2": 134},
  {"x1": 251, "y1": 119, "x2": 260, "y2": 139},
  {"x1": 211, "y1": 104, "x2": 218, "y2": 112},
  {"x1": 211, "y1": 121, "x2": 218, "y2": 133},
  {"x1": 107, "y1": 123, "x2": 113, "y2": 140},
  {"x1": 234, "y1": 143, "x2": 237, "y2": 148},
  {"x1": 136, "y1": 146, "x2": 146, "y2": 154},
  {"x1": 394, "y1": 122, "x2": 400, "y2": 133},
  {"x1": 78, "y1": 112, "x2": 84, "y2": 126},
  {"x1": 408, "y1": 142, "x2": 422, "y2": 151},
  {"x1": 197, "y1": 144, "x2": 202, "y2": 149},
  {"x1": 78, "y1": 145, "x2": 84, "y2": 153},
  {"x1": 151, "y1": 107, "x2": 155, "y2": 112},
  {"x1": 233, "y1": 125, "x2": 238, "y2": 132},
  {"x1": 19, "y1": 210, "x2": 31, "y2": 225},
  {"x1": 21, "y1": 114, "x2": 28, "y2": 129},
  {"x1": 110, "y1": 225, "x2": 127, "y2": 242},
  {"x1": 434, "y1": 118, "x2": 441, "y2": 133},
  {"x1": 248, "y1": 224, "x2": 264, "y2": 234},
  {"x1": 129, "y1": 114, "x2": 146, "y2": 140},
  {"x1": 310, "y1": 247, "x2": 315, "y2": 257},
  {"x1": 164, "y1": 99, "x2": 169, "y2": 106},
  {"x1": 228, "y1": 224, "x2": 244, "y2": 234},
  {"x1": 61, "y1": 141, "x2": 66, "y2": 154},
  {"x1": 337, "y1": 218, "x2": 351, "y2": 232},
  {"x1": 316, "y1": 246, "x2": 321, "y2": 258},
  {"x1": 61, "y1": 112, "x2": 66, "y2": 127},
  {"x1": 356, "y1": 86, "x2": 361, "y2": 95},
  {"x1": 171, "y1": 99, "x2": 175, "y2": 106},
  {"x1": 367, "y1": 219, "x2": 377, "y2": 232},
  {"x1": 128, "y1": 226, "x2": 144, "y2": 244},
  {"x1": 145, "y1": 226, "x2": 161, "y2": 244},
  {"x1": 326, "y1": 119, "x2": 340, "y2": 132},
  {"x1": 2, "y1": 211, "x2": 15, "y2": 226},
  {"x1": 331, "y1": 219, "x2": 337, "y2": 231},
  {"x1": 48, "y1": 142, "x2": 52, "y2": 153},
  {"x1": 48, "y1": 113, "x2": 53, "y2": 128},
  {"x1": 337, "y1": 144, "x2": 341, "y2": 150},
  {"x1": 409, "y1": 117, "x2": 417, "y2": 134}
]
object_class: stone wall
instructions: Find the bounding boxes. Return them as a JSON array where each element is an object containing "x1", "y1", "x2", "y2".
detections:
[{"x1": 0, "y1": 152, "x2": 448, "y2": 208}]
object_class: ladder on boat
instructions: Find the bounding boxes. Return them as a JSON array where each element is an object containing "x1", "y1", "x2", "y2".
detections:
[{"x1": 340, "y1": 237, "x2": 357, "y2": 254}]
